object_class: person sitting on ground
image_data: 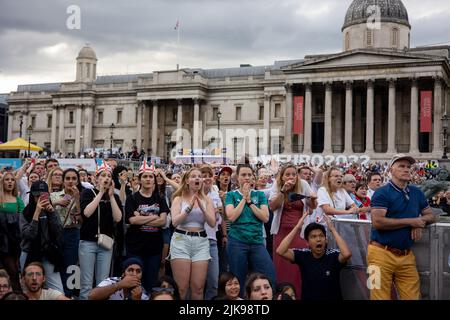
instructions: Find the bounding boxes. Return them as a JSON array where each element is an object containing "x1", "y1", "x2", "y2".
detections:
[
  {"x1": 150, "y1": 287, "x2": 177, "y2": 300},
  {"x1": 88, "y1": 257, "x2": 148, "y2": 300},
  {"x1": 22, "y1": 262, "x2": 69, "y2": 300},
  {"x1": 216, "y1": 272, "x2": 243, "y2": 300},
  {"x1": 274, "y1": 282, "x2": 297, "y2": 300},
  {"x1": 154, "y1": 275, "x2": 181, "y2": 300},
  {"x1": 0, "y1": 269, "x2": 12, "y2": 299},
  {"x1": 245, "y1": 273, "x2": 273, "y2": 300},
  {"x1": 276, "y1": 212, "x2": 352, "y2": 300}
]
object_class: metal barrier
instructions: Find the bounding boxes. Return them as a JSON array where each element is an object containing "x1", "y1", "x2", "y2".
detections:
[{"x1": 327, "y1": 218, "x2": 450, "y2": 300}]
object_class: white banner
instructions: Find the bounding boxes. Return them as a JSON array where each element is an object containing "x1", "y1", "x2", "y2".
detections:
[{"x1": 56, "y1": 158, "x2": 97, "y2": 172}]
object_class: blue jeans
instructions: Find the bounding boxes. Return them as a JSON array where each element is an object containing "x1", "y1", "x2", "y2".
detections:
[
  {"x1": 205, "y1": 239, "x2": 219, "y2": 300},
  {"x1": 61, "y1": 228, "x2": 80, "y2": 297},
  {"x1": 127, "y1": 252, "x2": 161, "y2": 294},
  {"x1": 227, "y1": 236, "x2": 276, "y2": 298},
  {"x1": 19, "y1": 252, "x2": 64, "y2": 294},
  {"x1": 78, "y1": 240, "x2": 113, "y2": 300}
]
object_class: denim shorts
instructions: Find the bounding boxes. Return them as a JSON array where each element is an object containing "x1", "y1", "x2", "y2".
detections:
[{"x1": 169, "y1": 232, "x2": 211, "y2": 262}]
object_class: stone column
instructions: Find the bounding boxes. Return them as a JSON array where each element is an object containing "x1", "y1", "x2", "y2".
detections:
[
  {"x1": 410, "y1": 78, "x2": 419, "y2": 154},
  {"x1": 58, "y1": 106, "x2": 65, "y2": 152},
  {"x1": 22, "y1": 112, "x2": 29, "y2": 136},
  {"x1": 136, "y1": 102, "x2": 143, "y2": 149},
  {"x1": 284, "y1": 84, "x2": 293, "y2": 154},
  {"x1": 303, "y1": 84, "x2": 312, "y2": 154},
  {"x1": 151, "y1": 100, "x2": 158, "y2": 157},
  {"x1": 366, "y1": 80, "x2": 375, "y2": 154},
  {"x1": 7, "y1": 112, "x2": 13, "y2": 140},
  {"x1": 193, "y1": 98, "x2": 200, "y2": 150},
  {"x1": 324, "y1": 82, "x2": 333, "y2": 154},
  {"x1": 264, "y1": 94, "x2": 271, "y2": 154},
  {"x1": 344, "y1": 81, "x2": 353, "y2": 154},
  {"x1": 50, "y1": 106, "x2": 58, "y2": 152},
  {"x1": 177, "y1": 99, "x2": 183, "y2": 147},
  {"x1": 387, "y1": 79, "x2": 397, "y2": 154},
  {"x1": 433, "y1": 77, "x2": 443, "y2": 154},
  {"x1": 75, "y1": 105, "x2": 82, "y2": 154},
  {"x1": 83, "y1": 105, "x2": 93, "y2": 150}
]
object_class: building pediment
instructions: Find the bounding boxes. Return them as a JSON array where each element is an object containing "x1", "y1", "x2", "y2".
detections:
[{"x1": 282, "y1": 49, "x2": 445, "y2": 72}]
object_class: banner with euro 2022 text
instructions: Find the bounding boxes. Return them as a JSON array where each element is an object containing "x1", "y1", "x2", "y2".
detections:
[
  {"x1": 420, "y1": 91, "x2": 432, "y2": 133},
  {"x1": 293, "y1": 96, "x2": 304, "y2": 135}
]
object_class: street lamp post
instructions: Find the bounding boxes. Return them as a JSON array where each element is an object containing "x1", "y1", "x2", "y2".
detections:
[
  {"x1": 442, "y1": 113, "x2": 449, "y2": 159},
  {"x1": 217, "y1": 110, "x2": 225, "y2": 164},
  {"x1": 26, "y1": 125, "x2": 33, "y2": 158},
  {"x1": 109, "y1": 123, "x2": 115, "y2": 156},
  {"x1": 19, "y1": 115, "x2": 23, "y2": 138}
]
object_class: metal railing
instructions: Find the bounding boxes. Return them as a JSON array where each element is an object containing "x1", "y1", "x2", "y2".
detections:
[{"x1": 327, "y1": 218, "x2": 450, "y2": 300}]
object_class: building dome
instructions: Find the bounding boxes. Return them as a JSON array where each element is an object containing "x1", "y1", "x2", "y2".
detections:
[
  {"x1": 342, "y1": 0, "x2": 410, "y2": 31},
  {"x1": 77, "y1": 45, "x2": 97, "y2": 60}
]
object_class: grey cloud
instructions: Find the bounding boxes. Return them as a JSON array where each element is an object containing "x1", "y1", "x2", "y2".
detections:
[{"x1": 0, "y1": 0, "x2": 449, "y2": 92}]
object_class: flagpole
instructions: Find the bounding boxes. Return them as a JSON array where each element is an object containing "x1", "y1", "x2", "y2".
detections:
[{"x1": 176, "y1": 21, "x2": 180, "y2": 71}]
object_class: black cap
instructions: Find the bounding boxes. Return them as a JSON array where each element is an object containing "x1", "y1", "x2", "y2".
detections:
[{"x1": 30, "y1": 180, "x2": 49, "y2": 196}]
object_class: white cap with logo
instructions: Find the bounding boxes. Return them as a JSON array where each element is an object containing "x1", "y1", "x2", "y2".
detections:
[{"x1": 388, "y1": 154, "x2": 416, "y2": 169}]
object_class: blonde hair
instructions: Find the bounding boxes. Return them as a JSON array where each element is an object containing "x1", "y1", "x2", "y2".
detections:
[
  {"x1": 0, "y1": 172, "x2": 18, "y2": 207},
  {"x1": 276, "y1": 164, "x2": 303, "y2": 203},
  {"x1": 322, "y1": 167, "x2": 342, "y2": 197},
  {"x1": 172, "y1": 167, "x2": 207, "y2": 202},
  {"x1": 46, "y1": 167, "x2": 63, "y2": 192}
]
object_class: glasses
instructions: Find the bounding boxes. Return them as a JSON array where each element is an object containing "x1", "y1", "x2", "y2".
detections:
[
  {"x1": 53, "y1": 173, "x2": 63, "y2": 177},
  {"x1": 25, "y1": 272, "x2": 43, "y2": 278},
  {"x1": 152, "y1": 287, "x2": 174, "y2": 294}
]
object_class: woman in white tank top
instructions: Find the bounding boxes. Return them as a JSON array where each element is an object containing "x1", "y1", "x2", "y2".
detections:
[{"x1": 170, "y1": 168, "x2": 215, "y2": 300}]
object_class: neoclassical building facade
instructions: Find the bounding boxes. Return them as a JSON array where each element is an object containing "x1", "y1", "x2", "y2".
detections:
[{"x1": 7, "y1": 0, "x2": 450, "y2": 160}]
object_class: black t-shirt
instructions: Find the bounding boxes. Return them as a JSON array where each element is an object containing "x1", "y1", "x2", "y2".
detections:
[
  {"x1": 293, "y1": 248, "x2": 345, "y2": 300},
  {"x1": 80, "y1": 188, "x2": 122, "y2": 242},
  {"x1": 125, "y1": 191, "x2": 169, "y2": 256}
]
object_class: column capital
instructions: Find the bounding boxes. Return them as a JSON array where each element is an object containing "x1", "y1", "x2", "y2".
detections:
[
  {"x1": 409, "y1": 77, "x2": 418, "y2": 86},
  {"x1": 151, "y1": 99, "x2": 158, "y2": 107},
  {"x1": 433, "y1": 76, "x2": 443, "y2": 87},
  {"x1": 388, "y1": 78, "x2": 396, "y2": 88},
  {"x1": 264, "y1": 94, "x2": 271, "y2": 101},
  {"x1": 284, "y1": 83, "x2": 292, "y2": 92},
  {"x1": 304, "y1": 83, "x2": 312, "y2": 92},
  {"x1": 345, "y1": 81, "x2": 353, "y2": 90},
  {"x1": 176, "y1": 98, "x2": 183, "y2": 105},
  {"x1": 193, "y1": 98, "x2": 199, "y2": 105},
  {"x1": 365, "y1": 79, "x2": 375, "y2": 88},
  {"x1": 325, "y1": 81, "x2": 333, "y2": 91}
]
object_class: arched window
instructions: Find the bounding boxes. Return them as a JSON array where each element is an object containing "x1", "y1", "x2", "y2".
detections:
[
  {"x1": 392, "y1": 28, "x2": 399, "y2": 48},
  {"x1": 345, "y1": 32, "x2": 350, "y2": 50},
  {"x1": 366, "y1": 29, "x2": 373, "y2": 47}
]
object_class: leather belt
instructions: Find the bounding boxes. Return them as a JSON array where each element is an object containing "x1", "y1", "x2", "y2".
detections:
[
  {"x1": 369, "y1": 241, "x2": 411, "y2": 257},
  {"x1": 175, "y1": 229, "x2": 207, "y2": 237}
]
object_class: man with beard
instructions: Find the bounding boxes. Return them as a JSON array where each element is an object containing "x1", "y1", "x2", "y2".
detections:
[
  {"x1": 22, "y1": 262, "x2": 69, "y2": 300},
  {"x1": 276, "y1": 212, "x2": 352, "y2": 300}
]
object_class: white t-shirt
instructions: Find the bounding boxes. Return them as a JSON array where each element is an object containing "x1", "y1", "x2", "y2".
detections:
[
  {"x1": 312, "y1": 187, "x2": 356, "y2": 223},
  {"x1": 39, "y1": 288, "x2": 64, "y2": 300},
  {"x1": 205, "y1": 190, "x2": 223, "y2": 241},
  {"x1": 97, "y1": 277, "x2": 149, "y2": 300}
]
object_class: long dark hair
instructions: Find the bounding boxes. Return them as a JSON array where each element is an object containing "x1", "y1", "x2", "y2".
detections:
[{"x1": 62, "y1": 168, "x2": 83, "y2": 193}]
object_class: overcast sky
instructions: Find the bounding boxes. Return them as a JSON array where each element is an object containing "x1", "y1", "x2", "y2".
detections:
[{"x1": 1, "y1": 0, "x2": 449, "y2": 93}]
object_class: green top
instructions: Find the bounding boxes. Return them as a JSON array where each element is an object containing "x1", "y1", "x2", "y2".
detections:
[
  {"x1": 0, "y1": 197, "x2": 25, "y2": 215},
  {"x1": 225, "y1": 190, "x2": 268, "y2": 245}
]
